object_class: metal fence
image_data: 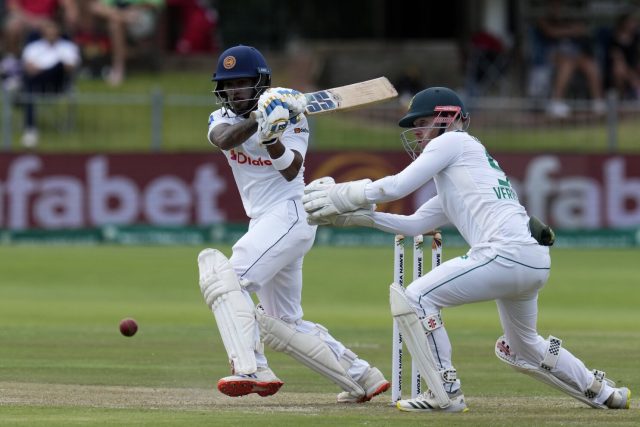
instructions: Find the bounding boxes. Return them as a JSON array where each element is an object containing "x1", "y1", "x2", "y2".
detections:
[
  {"x1": 1, "y1": 89, "x2": 215, "y2": 152},
  {"x1": 2, "y1": 87, "x2": 640, "y2": 153}
]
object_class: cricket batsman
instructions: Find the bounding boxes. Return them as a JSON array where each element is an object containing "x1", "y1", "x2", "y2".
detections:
[
  {"x1": 197, "y1": 45, "x2": 389, "y2": 402},
  {"x1": 302, "y1": 87, "x2": 631, "y2": 412}
]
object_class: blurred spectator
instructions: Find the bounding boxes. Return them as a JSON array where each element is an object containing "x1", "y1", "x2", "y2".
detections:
[
  {"x1": 604, "y1": 11, "x2": 640, "y2": 100},
  {"x1": 73, "y1": 25, "x2": 111, "y2": 79},
  {"x1": 535, "y1": 0, "x2": 606, "y2": 118},
  {"x1": 20, "y1": 19, "x2": 80, "y2": 147},
  {"x1": 167, "y1": 0, "x2": 219, "y2": 54},
  {"x1": 395, "y1": 66, "x2": 423, "y2": 107},
  {"x1": 527, "y1": 25, "x2": 553, "y2": 100},
  {"x1": 284, "y1": 38, "x2": 319, "y2": 92},
  {"x1": 2, "y1": 0, "x2": 79, "y2": 54},
  {"x1": 1, "y1": 0, "x2": 78, "y2": 91},
  {"x1": 88, "y1": 0, "x2": 164, "y2": 86},
  {"x1": 464, "y1": 30, "x2": 511, "y2": 97}
]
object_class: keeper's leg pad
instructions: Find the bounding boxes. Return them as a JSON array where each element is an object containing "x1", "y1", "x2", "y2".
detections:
[
  {"x1": 390, "y1": 282, "x2": 453, "y2": 408},
  {"x1": 255, "y1": 305, "x2": 365, "y2": 396},
  {"x1": 495, "y1": 335, "x2": 613, "y2": 409},
  {"x1": 198, "y1": 248, "x2": 257, "y2": 375}
]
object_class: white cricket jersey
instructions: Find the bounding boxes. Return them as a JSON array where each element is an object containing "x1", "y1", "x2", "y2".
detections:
[
  {"x1": 366, "y1": 131, "x2": 536, "y2": 247},
  {"x1": 207, "y1": 109, "x2": 309, "y2": 218},
  {"x1": 22, "y1": 38, "x2": 81, "y2": 69}
]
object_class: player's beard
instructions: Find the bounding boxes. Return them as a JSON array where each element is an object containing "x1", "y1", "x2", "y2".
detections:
[{"x1": 228, "y1": 94, "x2": 259, "y2": 117}]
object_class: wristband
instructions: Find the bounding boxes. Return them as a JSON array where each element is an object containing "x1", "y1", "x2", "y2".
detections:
[
  {"x1": 262, "y1": 138, "x2": 278, "y2": 146},
  {"x1": 270, "y1": 148, "x2": 295, "y2": 170}
]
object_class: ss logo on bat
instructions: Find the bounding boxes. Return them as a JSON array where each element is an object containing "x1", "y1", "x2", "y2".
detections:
[{"x1": 306, "y1": 91, "x2": 336, "y2": 113}]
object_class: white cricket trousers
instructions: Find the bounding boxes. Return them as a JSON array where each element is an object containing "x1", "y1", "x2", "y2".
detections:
[
  {"x1": 405, "y1": 243, "x2": 602, "y2": 398},
  {"x1": 230, "y1": 199, "x2": 369, "y2": 378}
]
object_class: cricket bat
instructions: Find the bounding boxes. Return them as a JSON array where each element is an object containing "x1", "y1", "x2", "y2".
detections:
[
  {"x1": 303, "y1": 77, "x2": 398, "y2": 114},
  {"x1": 252, "y1": 77, "x2": 398, "y2": 122}
]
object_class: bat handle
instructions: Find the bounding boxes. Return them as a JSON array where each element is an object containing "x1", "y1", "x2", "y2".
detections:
[{"x1": 250, "y1": 110, "x2": 263, "y2": 121}]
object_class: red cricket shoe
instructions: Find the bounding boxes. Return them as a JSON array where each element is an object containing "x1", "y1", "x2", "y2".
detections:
[{"x1": 217, "y1": 367, "x2": 283, "y2": 397}]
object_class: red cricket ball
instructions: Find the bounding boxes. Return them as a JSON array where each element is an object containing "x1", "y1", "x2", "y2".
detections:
[{"x1": 119, "y1": 318, "x2": 138, "y2": 337}]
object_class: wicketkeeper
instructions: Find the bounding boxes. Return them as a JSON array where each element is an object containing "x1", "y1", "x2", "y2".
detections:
[
  {"x1": 197, "y1": 45, "x2": 389, "y2": 402},
  {"x1": 302, "y1": 87, "x2": 631, "y2": 412}
]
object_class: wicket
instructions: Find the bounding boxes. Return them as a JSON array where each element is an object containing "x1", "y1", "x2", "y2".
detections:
[{"x1": 391, "y1": 232, "x2": 442, "y2": 402}]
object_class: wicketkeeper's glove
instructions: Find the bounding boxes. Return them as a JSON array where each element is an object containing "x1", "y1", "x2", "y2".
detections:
[
  {"x1": 307, "y1": 205, "x2": 376, "y2": 227},
  {"x1": 302, "y1": 176, "x2": 371, "y2": 219}
]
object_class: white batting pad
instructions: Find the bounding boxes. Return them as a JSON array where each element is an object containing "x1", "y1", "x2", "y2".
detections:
[
  {"x1": 255, "y1": 306, "x2": 364, "y2": 396},
  {"x1": 390, "y1": 282, "x2": 451, "y2": 408},
  {"x1": 495, "y1": 335, "x2": 607, "y2": 409},
  {"x1": 198, "y1": 248, "x2": 257, "y2": 375}
]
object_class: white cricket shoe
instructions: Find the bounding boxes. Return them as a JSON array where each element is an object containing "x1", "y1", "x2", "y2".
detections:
[
  {"x1": 546, "y1": 100, "x2": 571, "y2": 118},
  {"x1": 592, "y1": 99, "x2": 607, "y2": 115},
  {"x1": 396, "y1": 389, "x2": 469, "y2": 412},
  {"x1": 21, "y1": 128, "x2": 39, "y2": 148},
  {"x1": 336, "y1": 367, "x2": 390, "y2": 403},
  {"x1": 217, "y1": 366, "x2": 283, "y2": 397},
  {"x1": 605, "y1": 387, "x2": 631, "y2": 409}
]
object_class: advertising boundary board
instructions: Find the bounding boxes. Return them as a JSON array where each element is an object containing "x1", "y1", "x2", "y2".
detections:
[
  {"x1": 2, "y1": 225, "x2": 639, "y2": 248},
  {"x1": 1, "y1": 152, "x2": 639, "y2": 232}
]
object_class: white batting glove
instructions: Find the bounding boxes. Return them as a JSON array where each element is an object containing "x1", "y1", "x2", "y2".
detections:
[
  {"x1": 302, "y1": 178, "x2": 371, "y2": 218},
  {"x1": 257, "y1": 90, "x2": 287, "y2": 116},
  {"x1": 256, "y1": 102, "x2": 290, "y2": 143},
  {"x1": 265, "y1": 87, "x2": 308, "y2": 116},
  {"x1": 280, "y1": 88, "x2": 308, "y2": 116}
]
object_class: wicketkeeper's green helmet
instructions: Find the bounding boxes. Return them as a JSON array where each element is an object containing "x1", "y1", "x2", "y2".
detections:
[{"x1": 398, "y1": 87, "x2": 469, "y2": 128}]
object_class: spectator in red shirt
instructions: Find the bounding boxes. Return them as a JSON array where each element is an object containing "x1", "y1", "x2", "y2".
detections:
[{"x1": 168, "y1": 0, "x2": 219, "y2": 55}]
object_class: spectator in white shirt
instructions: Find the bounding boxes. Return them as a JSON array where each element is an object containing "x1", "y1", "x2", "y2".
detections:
[{"x1": 20, "y1": 19, "x2": 81, "y2": 147}]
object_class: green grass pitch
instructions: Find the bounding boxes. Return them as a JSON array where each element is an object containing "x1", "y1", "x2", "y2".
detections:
[{"x1": 0, "y1": 244, "x2": 638, "y2": 426}]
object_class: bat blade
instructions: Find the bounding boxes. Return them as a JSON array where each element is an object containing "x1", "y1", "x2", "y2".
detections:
[{"x1": 304, "y1": 77, "x2": 398, "y2": 115}]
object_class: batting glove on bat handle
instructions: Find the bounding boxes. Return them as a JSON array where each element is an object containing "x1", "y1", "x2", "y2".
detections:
[
  {"x1": 256, "y1": 102, "x2": 290, "y2": 142},
  {"x1": 266, "y1": 87, "x2": 308, "y2": 116},
  {"x1": 253, "y1": 109, "x2": 304, "y2": 124},
  {"x1": 250, "y1": 110, "x2": 278, "y2": 145}
]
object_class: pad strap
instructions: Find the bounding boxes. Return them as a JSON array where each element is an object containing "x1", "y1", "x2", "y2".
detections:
[
  {"x1": 585, "y1": 369, "x2": 605, "y2": 399},
  {"x1": 421, "y1": 312, "x2": 444, "y2": 332},
  {"x1": 540, "y1": 336, "x2": 562, "y2": 371},
  {"x1": 340, "y1": 349, "x2": 358, "y2": 370},
  {"x1": 441, "y1": 368, "x2": 457, "y2": 383}
]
